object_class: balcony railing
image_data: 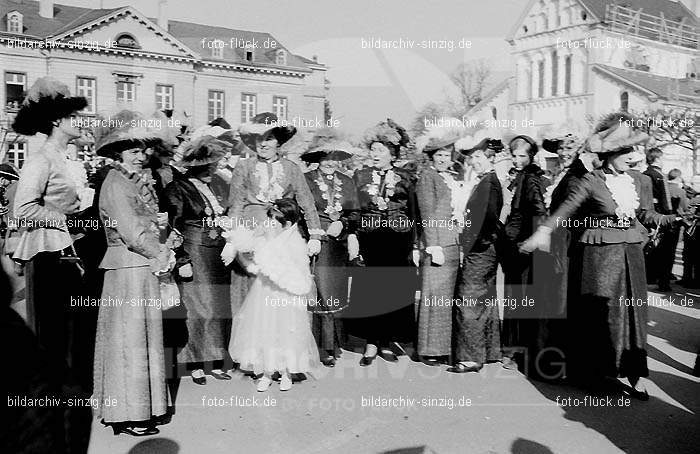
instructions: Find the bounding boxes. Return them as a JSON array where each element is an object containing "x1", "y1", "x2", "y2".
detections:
[{"x1": 605, "y1": 4, "x2": 699, "y2": 50}]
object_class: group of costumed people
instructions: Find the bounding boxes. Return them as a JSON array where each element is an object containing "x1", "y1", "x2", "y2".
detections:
[{"x1": 4, "y1": 77, "x2": 697, "y2": 447}]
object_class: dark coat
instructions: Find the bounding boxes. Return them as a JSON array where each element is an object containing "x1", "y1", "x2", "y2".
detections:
[
  {"x1": 643, "y1": 165, "x2": 672, "y2": 214},
  {"x1": 505, "y1": 163, "x2": 548, "y2": 243},
  {"x1": 462, "y1": 171, "x2": 503, "y2": 255}
]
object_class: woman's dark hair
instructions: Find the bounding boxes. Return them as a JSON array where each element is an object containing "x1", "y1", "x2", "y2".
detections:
[
  {"x1": 267, "y1": 198, "x2": 301, "y2": 225},
  {"x1": 185, "y1": 164, "x2": 211, "y2": 178},
  {"x1": 646, "y1": 147, "x2": 663, "y2": 165},
  {"x1": 370, "y1": 140, "x2": 400, "y2": 158},
  {"x1": 668, "y1": 168, "x2": 682, "y2": 181},
  {"x1": 509, "y1": 135, "x2": 538, "y2": 160}
]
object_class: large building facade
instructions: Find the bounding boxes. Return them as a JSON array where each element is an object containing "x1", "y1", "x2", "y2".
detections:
[
  {"x1": 0, "y1": 0, "x2": 326, "y2": 168},
  {"x1": 469, "y1": 0, "x2": 699, "y2": 174}
]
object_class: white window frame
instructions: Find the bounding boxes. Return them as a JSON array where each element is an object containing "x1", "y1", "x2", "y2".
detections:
[
  {"x1": 116, "y1": 80, "x2": 136, "y2": 103},
  {"x1": 244, "y1": 45, "x2": 254, "y2": 62},
  {"x1": 5, "y1": 72, "x2": 26, "y2": 110},
  {"x1": 76, "y1": 77, "x2": 96, "y2": 114},
  {"x1": 275, "y1": 49, "x2": 287, "y2": 65},
  {"x1": 240, "y1": 93, "x2": 256, "y2": 123},
  {"x1": 155, "y1": 84, "x2": 174, "y2": 110},
  {"x1": 6, "y1": 142, "x2": 26, "y2": 169},
  {"x1": 208, "y1": 90, "x2": 225, "y2": 122},
  {"x1": 211, "y1": 40, "x2": 224, "y2": 59},
  {"x1": 7, "y1": 12, "x2": 22, "y2": 34},
  {"x1": 272, "y1": 96, "x2": 287, "y2": 121}
]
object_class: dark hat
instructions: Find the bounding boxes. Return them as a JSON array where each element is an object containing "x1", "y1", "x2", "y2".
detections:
[
  {"x1": 176, "y1": 135, "x2": 232, "y2": 167},
  {"x1": 12, "y1": 77, "x2": 87, "y2": 136},
  {"x1": 422, "y1": 134, "x2": 459, "y2": 155},
  {"x1": 0, "y1": 163, "x2": 19, "y2": 180},
  {"x1": 209, "y1": 117, "x2": 231, "y2": 129},
  {"x1": 363, "y1": 118, "x2": 411, "y2": 157},
  {"x1": 300, "y1": 139, "x2": 354, "y2": 163},
  {"x1": 238, "y1": 112, "x2": 296, "y2": 152},
  {"x1": 93, "y1": 110, "x2": 164, "y2": 157},
  {"x1": 508, "y1": 135, "x2": 538, "y2": 158},
  {"x1": 460, "y1": 138, "x2": 504, "y2": 156}
]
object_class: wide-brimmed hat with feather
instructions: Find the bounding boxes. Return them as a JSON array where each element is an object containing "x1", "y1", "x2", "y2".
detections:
[
  {"x1": 12, "y1": 77, "x2": 87, "y2": 136},
  {"x1": 363, "y1": 118, "x2": 411, "y2": 157},
  {"x1": 300, "y1": 139, "x2": 354, "y2": 163},
  {"x1": 587, "y1": 124, "x2": 649, "y2": 154},
  {"x1": 238, "y1": 112, "x2": 297, "y2": 152},
  {"x1": 93, "y1": 110, "x2": 165, "y2": 157},
  {"x1": 176, "y1": 135, "x2": 233, "y2": 167}
]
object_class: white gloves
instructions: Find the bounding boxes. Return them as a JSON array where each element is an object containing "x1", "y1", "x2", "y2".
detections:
[
  {"x1": 326, "y1": 221, "x2": 344, "y2": 237},
  {"x1": 347, "y1": 234, "x2": 359, "y2": 260},
  {"x1": 426, "y1": 246, "x2": 445, "y2": 266},
  {"x1": 178, "y1": 263, "x2": 193, "y2": 278},
  {"x1": 519, "y1": 226, "x2": 553, "y2": 253},
  {"x1": 308, "y1": 238, "x2": 321, "y2": 256},
  {"x1": 412, "y1": 249, "x2": 421, "y2": 267}
]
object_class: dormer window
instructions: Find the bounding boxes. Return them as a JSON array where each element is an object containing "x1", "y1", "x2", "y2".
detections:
[
  {"x1": 212, "y1": 41, "x2": 224, "y2": 59},
  {"x1": 581, "y1": 11, "x2": 587, "y2": 21},
  {"x1": 522, "y1": 25, "x2": 528, "y2": 34},
  {"x1": 275, "y1": 49, "x2": 287, "y2": 65},
  {"x1": 7, "y1": 11, "x2": 22, "y2": 34},
  {"x1": 115, "y1": 33, "x2": 140, "y2": 49},
  {"x1": 245, "y1": 45, "x2": 254, "y2": 62}
]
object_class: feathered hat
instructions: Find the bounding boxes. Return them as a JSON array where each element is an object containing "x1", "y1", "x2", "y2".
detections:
[
  {"x1": 93, "y1": 110, "x2": 165, "y2": 157},
  {"x1": 300, "y1": 139, "x2": 354, "y2": 163},
  {"x1": 176, "y1": 135, "x2": 232, "y2": 167},
  {"x1": 238, "y1": 112, "x2": 297, "y2": 153},
  {"x1": 0, "y1": 163, "x2": 19, "y2": 181},
  {"x1": 587, "y1": 112, "x2": 649, "y2": 154},
  {"x1": 12, "y1": 77, "x2": 87, "y2": 136},
  {"x1": 542, "y1": 133, "x2": 583, "y2": 154},
  {"x1": 363, "y1": 118, "x2": 411, "y2": 157}
]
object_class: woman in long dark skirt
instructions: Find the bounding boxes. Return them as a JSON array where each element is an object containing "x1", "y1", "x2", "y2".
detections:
[
  {"x1": 301, "y1": 140, "x2": 360, "y2": 367},
  {"x1": 501, "y1": 135, "x2": 549, "y2": 374},
  {"x1": 351, "y1": 120, "x2": 417, "y2": 366},
  {"x1": 162, "y1": 135, "x2": 234, "y2": 385},
  {"x1": 521, "y1": 113, "x2": 679, "y2": 399},
  {"x1": 449, "y1": 139, "x2": 503, "y2": 373}
]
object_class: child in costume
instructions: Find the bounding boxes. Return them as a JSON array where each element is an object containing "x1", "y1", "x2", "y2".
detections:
[{"x1": 224, "y1": 198, "x2": 320, "y2": 391}]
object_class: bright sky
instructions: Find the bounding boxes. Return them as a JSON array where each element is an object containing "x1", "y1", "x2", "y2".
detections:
[{"x1": 60, "y1": 0, "x2": 525, "y2": 136}]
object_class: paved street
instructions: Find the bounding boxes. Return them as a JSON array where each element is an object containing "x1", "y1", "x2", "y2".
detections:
[{"x1": 86, "y1": 283, "x2": 700, "y2": 454}]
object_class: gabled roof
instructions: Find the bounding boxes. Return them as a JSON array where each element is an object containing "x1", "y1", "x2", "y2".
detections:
[
  {"x1": 466, "y1": 77, "x2": 513, "y2": 117},
  {"x1": 166, "y1": 20, "x2": 313, "y2": 71},
  {"x1": 507, "y1": 0, "x2": 699, "y2": 42},
  {"x1": 0, "y1": 0, "x2": 323, "y2": 71},
  {"x1": 0, "y1": 0, "x2": 120, "y2": 38},
  {"x1": 593, "y1": 64, "x2": 700, "y2": 104}
]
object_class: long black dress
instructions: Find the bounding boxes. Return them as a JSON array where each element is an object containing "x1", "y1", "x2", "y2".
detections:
[
  {"x1": 502, "y1": 163, "x2": 550, "y2": 375},
  {"x1": 453, "y1": 171, "x2": 503, "y2": 365},
  {"x1": 304, "y1": 169, "x2": 360, "y2": 356},
  {"x1": 348, "y1": 166, "x2": 418, "y2": 349},
  {"x1": 162, "y1": 177, "x2": 231, "y2": 370}
]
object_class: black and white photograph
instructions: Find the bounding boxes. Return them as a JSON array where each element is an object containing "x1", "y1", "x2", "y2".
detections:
[{"x1": 1, "y1": 0, "x2": 699, "y2": 453}]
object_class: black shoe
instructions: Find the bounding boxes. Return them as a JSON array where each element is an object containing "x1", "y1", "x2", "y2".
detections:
[
  {"x1": 359, "y1": 354, "x2": 376, "y2": 366},
  {"x1": 210, "y1": 371, "x2": 232, "y2": 380},
  {"x1": 379, "y1": 350, "x2": 398, "y2": 362},
  {"x1": 657, "y1": 283, "x2": 672, "y2": 292},
  {"x1": 112, "y1": 425, "x2": 159, "y2": 437},
  {"x1": 192, "y1": 375, "x2": 207, "y2": 385},
  {"x1": 447, "y1": 363, "x2": 483, "y2": 373},
  {"x1": 321, "y1": 356, "x2": 336, "y2": 367}
]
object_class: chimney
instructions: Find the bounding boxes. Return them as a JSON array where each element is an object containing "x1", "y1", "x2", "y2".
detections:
[
  {"x1": 39, "y1": 0, "x2": 54, "y2": 19},
  {"x1": 157, "y1": 0, "x2": 168, "y2": 30}
]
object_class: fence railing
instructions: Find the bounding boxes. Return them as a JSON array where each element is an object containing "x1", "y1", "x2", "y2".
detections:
[{"x1": 605, "y1": 4, "x2": 699, "y2": 50}]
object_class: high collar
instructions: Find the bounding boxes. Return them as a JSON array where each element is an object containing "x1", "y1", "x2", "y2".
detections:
[{"x1": 257, "y1": 155, "x2": 279, "y2": 164}]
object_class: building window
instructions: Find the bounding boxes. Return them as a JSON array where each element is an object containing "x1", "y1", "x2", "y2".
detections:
[
  {"x1": 551, "y1": 51, "x2": 558, "y2": 96},
  {"x1": 491, "y1": 106, "x2": 497, "y2": 120},
  {"x1": 244, "y1": 45, "x2": 254, "y2": 62},
  {"x1": 115, "y1": 33, "x2": 140, "y2": 49},
  {"x1": 208, "y1": 90, "x2": 225, "y2": 122},
  {"x1": 155, "y1": 84, "x2": 173, "y2": 110},
  {"x1": 212, "y1": 41, "x2": 224, "y2": 59},
  {"x1": 5, "y1": 72, "x2": 26, "y2": 110},
  {"x1": 116, "y1": 80, "x2": 136, "y2": 103},
  {"x1": 275, "y1": 49, "x2": 287, "y2": 65},
  {"x1": 620, "y1": 91, "x2": 629, "y2": 112},
  {"x1": 240, "y1": 93, "x2": 256, "y2": 123},
  {"x1": 7, "y1": 12, "x2": 22, "y2": 33},
  {"x1": 5, "y1": 142, "x2": 26, "y2": 169},
  {"x1": 76, "y1": 77, "x2": 96, "y2": 114},
  {"x1": 538, "y1": 60, "x2": 545, "y2": 98},
  {"x1": 564, "y1": 55, "x2": 572, "y2": 95},
  {"x1": 272, "y1": 96, "x2": 287, "y2": 121}
]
